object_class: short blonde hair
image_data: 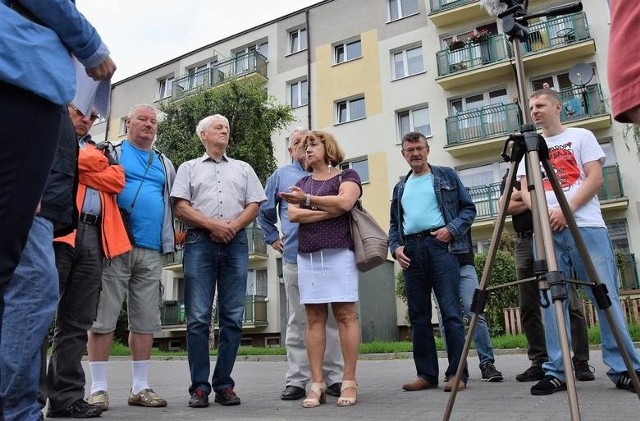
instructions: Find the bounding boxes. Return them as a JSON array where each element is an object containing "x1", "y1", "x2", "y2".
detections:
[{"x1": 302, "y1": 130, "x2": 344, "y2": 172}]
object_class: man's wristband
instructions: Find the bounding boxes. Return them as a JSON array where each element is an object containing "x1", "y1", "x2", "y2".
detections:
[{"x1": 305, "y1": 193, "x2": 311, "y2": 206}]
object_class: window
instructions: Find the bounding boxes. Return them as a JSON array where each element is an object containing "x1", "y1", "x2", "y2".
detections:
[
  {"x1": 288, "y1": 79, "x2": 308, "y2": 108},
  {"x1": 158, "y1": 76, "x2": 174, "y2": 99},
  {"x1": 334, "y1": 39, "x2": 362, "y2": 64},
  {"x1": 340, "y1": 158, "x2": 369, "y2": 183},
  {"x1": 288, "y1": 27, "x2": 307, "y2": 54},
  {"x1": 458, "y1": 162, "x2": 509, "y2": 188},
  {"x1": 388, "y1": 0, "x2": 418, "y2": 21},
  {"x1": 392, "y1": 46, "x2": 424, "y2": 79},
  {"x1": 234, "y1": 41, "x2": 268, "y2": 73},
  {"x1": 119, "y1": 117, "x2": 128, "y2": 136},
  {"x1": 397, "y1": 106, "x2": 430, "y2": 139},
  {"x1": 336, "y1": 97, "x2": 365, "y2": 123}
]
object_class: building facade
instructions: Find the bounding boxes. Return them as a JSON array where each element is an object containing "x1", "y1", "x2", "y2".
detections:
[{"x1": 91, "y1": 0, "x2": 638, "y2": 348}]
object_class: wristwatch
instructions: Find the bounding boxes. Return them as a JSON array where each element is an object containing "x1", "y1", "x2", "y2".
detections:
[{"x1": 305, "y1": 194, "x2": 311, "y2": 206}]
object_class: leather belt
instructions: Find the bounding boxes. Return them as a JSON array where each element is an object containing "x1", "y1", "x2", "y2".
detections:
[
  {"x1": 404, "y1": 226, "x2": 445, "y2": 242},
  {"x1": 516, "y1": 230, "x2": 534, "y2": 239},
  {"x1": 79, "y1": 212, "x2": 99, "y2": 225}
]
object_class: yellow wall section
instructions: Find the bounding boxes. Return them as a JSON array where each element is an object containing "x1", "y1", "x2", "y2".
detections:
[
  {"x1": 362, "y1": 151, "x2": 391, "y2": 233},
  {"x1": 316, "y1": 30, "x2": 383, "y2": 128}
]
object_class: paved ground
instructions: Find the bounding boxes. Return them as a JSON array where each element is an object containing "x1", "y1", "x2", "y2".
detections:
[{"x1": 63, "y1": 348, "x2": 640, "y2": 421}]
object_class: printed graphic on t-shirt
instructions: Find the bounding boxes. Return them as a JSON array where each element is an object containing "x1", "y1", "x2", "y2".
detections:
[{"x1": 543, "y1": 141, "x2": 580, "y2": 192}]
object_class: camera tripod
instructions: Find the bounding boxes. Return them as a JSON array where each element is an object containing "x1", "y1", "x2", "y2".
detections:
[{"x1": 443, "y1": 2, "x2": 640, "y2": 420}]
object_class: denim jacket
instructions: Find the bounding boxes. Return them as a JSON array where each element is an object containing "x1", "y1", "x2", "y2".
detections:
[{"x1": 389, "y1": 165, "x2": 476, "y2": 256}]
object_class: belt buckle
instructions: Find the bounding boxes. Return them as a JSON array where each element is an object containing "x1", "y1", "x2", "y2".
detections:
[{"x1": 81, "y1": 213, "x2": 98, "y2": 225}]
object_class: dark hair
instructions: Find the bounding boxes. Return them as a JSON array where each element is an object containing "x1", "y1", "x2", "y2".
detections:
[
  {"x1": 302, "y1": 131, "x2": 344, "y2": 172},
  {"x1": 401, "y1": 131, "x2": 429, "y2": 148}
]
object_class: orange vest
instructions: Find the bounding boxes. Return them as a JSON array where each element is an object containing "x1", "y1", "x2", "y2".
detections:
[{"x1": 55, "y1": 143, "x2": 132, "y2": 259}]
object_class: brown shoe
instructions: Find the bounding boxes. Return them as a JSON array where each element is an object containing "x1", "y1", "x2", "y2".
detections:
[
  {"x1": 443, "y1": 377, "x2": 466, "y2": 392},
  {"x1": 402, "y1": 377, "x2": 436, "y2": 391}
]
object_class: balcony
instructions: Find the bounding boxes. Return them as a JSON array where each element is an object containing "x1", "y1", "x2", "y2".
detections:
[
  {"x1": 162, "y1": 248, "x2": 183, "y2": 271},
  {"x1": 171, "y1": 51, "x2": 267, "y2": 101},
  {"x1": 429, "y1": 0, "x2": 485, "y2": 28},
  {"x1": 557, "y1": 84, "x2": 611, "y2": 132},
  {"x1": 159, "y1": 295, "x2": 268, "y2": 328},
  {"x1": 445, "y1": 103, "x2": 521, "y2": 157},
  {"x1": 467, "y1": 182, "x2": 501, "y2": 221},
  {"x1": 599, "y1": 165, "x2": 628, "y2": 211},
  {"x1": 436, "y1": 34, "x2": 512, "y2": 89},
  {"x1": 436, "y1": 12, "x2": 595, "y2": 90},
  {"x1": 522, "y1": 12, "x2": 595, "y2": 69}
]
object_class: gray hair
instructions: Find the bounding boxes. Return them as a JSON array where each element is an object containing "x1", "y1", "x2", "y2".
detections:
[
  {"x1": 127, "y1": 104, "x2": 157, "y2": 120},
  {"x1": 289, "y1": 127, "x2": 309, "y2": 147},
  {"x1": 196, "y1": 114, "x2": 229, "y2": 138}
]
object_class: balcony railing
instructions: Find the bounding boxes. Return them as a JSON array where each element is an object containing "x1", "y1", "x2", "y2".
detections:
[
  {"x1": 171, "y1": 51, "x2": 267, "y2": 101},
  {"x1": 446, "y1": 103, "x2": 521, "y2": 146},
  {"x1": 436, "y1": 34, "x2": 511, "y2": 77},
  {"x1": 429, "y1": 0, "x2": 476, "y2": 13},
  {"x1": 467, "y1": 182, "x2": 502, "y2": 219},
  {"x1": 557, "y1": 84, "x2": 607, "y2": 124},
  {"x1": 599, "y1": 165, "x2": 624, "y2": 201},
  {"x1": 523, "y1": 12, "x2": 590, "y2": 55},
  {"x1": 160, "y1": 295, "x2": 268, "y2": 327},
  {"x1": 247, "y1": 224, "x2": 267, "y2": 256},
  {"x1": 160, "y1": 300, "x2": 185, "y2": 325},
  {"x1": 162, "y1": 248, "x2": 183, "y2": 266}
]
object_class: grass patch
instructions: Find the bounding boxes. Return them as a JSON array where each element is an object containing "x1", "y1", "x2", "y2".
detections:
[{"x1": 111, "y1": 323, "x2": 639, "y2": 357}]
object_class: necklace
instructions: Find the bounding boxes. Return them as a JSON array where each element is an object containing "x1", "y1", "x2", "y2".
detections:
[{"x1": 307, "y1": 167, "x2": 335, "y2": 209}]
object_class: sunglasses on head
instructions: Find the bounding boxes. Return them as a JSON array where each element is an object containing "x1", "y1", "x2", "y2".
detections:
[{"x1": 69, "y1": 105, "x2": 99, "y2": 122}]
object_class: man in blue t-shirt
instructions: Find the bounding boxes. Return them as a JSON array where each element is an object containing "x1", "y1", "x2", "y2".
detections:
[{"x1": 86, "y1": 104, "x2": 176, "y2": 410}]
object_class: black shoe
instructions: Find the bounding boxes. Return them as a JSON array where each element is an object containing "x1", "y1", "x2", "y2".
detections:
[
  {"x1": 530, "y1": 375, "x2": 567, "y2": 395},
  {"x1": 480, "y1": 362, "x2": 504, "y2": 382},
  {"x1": 280, "y1": 385, "x2": 305, "y2": 400},
  {"x1": 573, "y1": 359, "x2": 595, "y2": 381},
  {"x1": 47, "y1": 399, "x2": 102, "y2": 418},
  {"x1": 616, "y1": 370, "x2": 640, "y2": 392},
  {"x1": 326, "y1": 382, "x2": 342, "y2": 397},
  {"x1": 189, "y1": 388, "x2": 209, "y2": 408},
  {"x1": 214, "y1": 387, "x2": 241, "y2": 406},
  {"x1": 516, "y1": 365, "x2": 545, "y2": 382}
]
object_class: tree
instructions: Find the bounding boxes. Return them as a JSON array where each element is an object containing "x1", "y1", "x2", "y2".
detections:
[{"x1": 156, "y1": 79, "x2": 295, "y2": 183}]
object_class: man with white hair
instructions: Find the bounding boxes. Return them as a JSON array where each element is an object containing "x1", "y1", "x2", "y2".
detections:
[
  {"x1": 87, "y1": 104, "x2": 176, "y2": 410},
  {"x1": 171, "y1": 114, "x2": 266, "y2": 408}
]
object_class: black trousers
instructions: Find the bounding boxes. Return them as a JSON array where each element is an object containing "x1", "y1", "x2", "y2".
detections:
[
  {"x1": 0, "y1": 83, "x2": 62, "y2": 347},
  {"x1": 515, "y1": 236, "x2": 590, "y2": 365},
  {"x1": 39, "y1": 223, "x2": 103, "y2": 410}
]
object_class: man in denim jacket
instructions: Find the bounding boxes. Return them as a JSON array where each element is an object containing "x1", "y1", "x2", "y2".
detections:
[{"x1": 389, "y1": 132, "x2": 476, "y2": 393}]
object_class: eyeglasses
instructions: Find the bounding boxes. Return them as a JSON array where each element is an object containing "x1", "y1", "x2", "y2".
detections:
[
  {"x1": 69, "y1": 105, "x2": 99, "y2": 122},
  {"x1": 402, "y1": 146, "x2": 427, "y2": 154}
]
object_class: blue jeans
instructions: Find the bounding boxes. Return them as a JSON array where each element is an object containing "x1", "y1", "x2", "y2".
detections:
[
  {"x1": 0, "y1": 216, "x2": 58, "y2": 421},
  {"x1": 403, "y1": 236, "x2": 468, "y2": 384},
  {"x1": 437, "y1": 265, "x2": 495, "y2": 367},
  {"x1": 542, "y1": 227, "x2": 640, "y2": 383},
  {"x1": 183, "y1": 229, "x2": 248, "y2": 395}
]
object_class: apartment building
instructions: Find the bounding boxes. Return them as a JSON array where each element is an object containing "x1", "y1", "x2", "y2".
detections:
[{"x1": 92, "y1": 0, "x2": 638, "y2": 349}]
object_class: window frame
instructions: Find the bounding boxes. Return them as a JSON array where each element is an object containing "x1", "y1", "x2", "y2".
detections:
[
  {"x1": 392, "y1": 44, "x2": 424, "y2": 80},
  {"x1": 158, "y1": 75, "x2": 175, "y2": 99},
  {"x1": 334, "y1": 38, "x2": 362, "y2": 64},
  {"x1": 336, "y1": 96, "x2": 366, "y2": 124},
  {"x1": 288, "y1": 27, "x2": 307, "y2": 55},
  {"x1": 397, "y1": 105, "x2": 431, "y2": 141},
  {"x1": 340, "y1": 157, "x2": 370, "y2": 183},
  {"x1": 288, "y1": 78, "x2": 308, "y2": 108},
  {"x1": 388, "y1": 0, "x2": 419, "y2": 22}
]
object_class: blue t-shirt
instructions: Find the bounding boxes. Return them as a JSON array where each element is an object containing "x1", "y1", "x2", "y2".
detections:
[
  {"x1": 118, "y1": 141, "x2": 165, "y2": 251},
  {"x1": 401, "y1": 172, "x2": 444, "y2": 235}
]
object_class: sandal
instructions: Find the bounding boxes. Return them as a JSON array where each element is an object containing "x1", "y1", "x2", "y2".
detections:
[
  {"x1": 302, "y1": 382, "x2": 326, "y2": 408},
  {"x1": 336, "y1": 380, "x2": 358, "y2": 406}
]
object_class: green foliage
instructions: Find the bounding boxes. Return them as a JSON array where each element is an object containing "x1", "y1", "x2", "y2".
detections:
[
  {"x1": 622, "y1": 124, "x2": 640, "y2": 162},
  {"x1": 614, "y1": 248, "x2": 626, "y2": 275},
  {"x1": 474, "y1": 249, "x2": 519, "y2": 336},
  {"x1": 395, "y1": 270, "x2": 407, "y2": 304},
  {"x1": 157, "y1": 79, "x2": 295, "y2": 183}
]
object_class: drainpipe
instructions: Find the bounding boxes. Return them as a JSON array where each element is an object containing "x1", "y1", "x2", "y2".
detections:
[{"x1": 305, "y1": 9, "x2": 312, "y2": 130}]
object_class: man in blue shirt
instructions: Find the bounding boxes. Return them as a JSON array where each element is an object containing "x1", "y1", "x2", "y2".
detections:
[
  {"x1": 258, "y1": 128, "x2": 343, "y2": 401},
  {"x1": 389, "y1": 132, "x2": 476, "y2": 393},
  {"x1": 86, "y1": 105, "x2": 175, "y2": 411}
]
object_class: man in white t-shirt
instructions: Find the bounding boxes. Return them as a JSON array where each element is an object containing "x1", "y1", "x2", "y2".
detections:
[{"x1": 517, "y1": 89, "x2": 640, "y2": 395}]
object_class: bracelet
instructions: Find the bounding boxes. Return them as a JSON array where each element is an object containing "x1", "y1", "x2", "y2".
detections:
[{"x1": 305, "y1": 193, "x2": 311, "y2": 207}]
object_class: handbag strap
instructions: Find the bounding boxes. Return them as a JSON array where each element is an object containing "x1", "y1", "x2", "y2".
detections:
[{"x1": 123, "y1": 150, "x2": 154, "y2": 213}]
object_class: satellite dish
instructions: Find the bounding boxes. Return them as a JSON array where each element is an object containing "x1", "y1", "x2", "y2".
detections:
[{"x1": 568, "y1": 63, "x2": 593, "y2": 86}]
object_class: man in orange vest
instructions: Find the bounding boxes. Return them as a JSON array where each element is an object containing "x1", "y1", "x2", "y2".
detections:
[{"x1": 42, "y1": 104, "x2": 130, "y2": 418}]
